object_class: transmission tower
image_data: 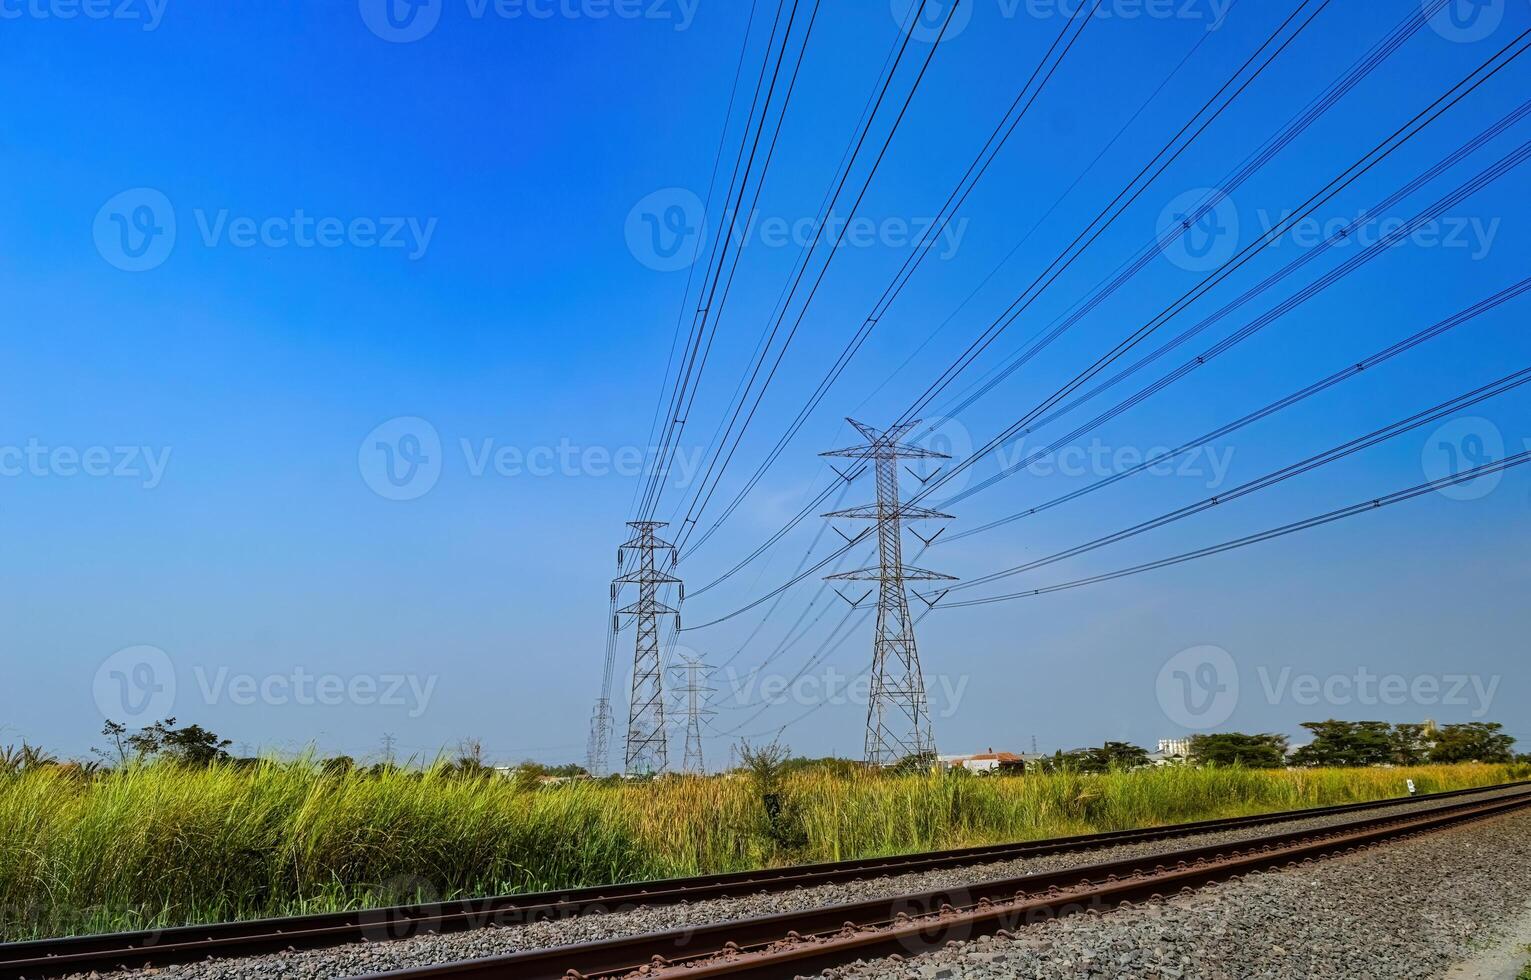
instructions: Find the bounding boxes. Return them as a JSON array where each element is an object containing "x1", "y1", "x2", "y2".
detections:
[
  {"x1": 585, "y1": 591, "x2": 622, "y2": 776},
  {"x1": 615, "y1": 521, "x2": 681, "y2": 775},
  {"x1": 823, "y1": 420, "x2": 955, "y2": 767},
  {"x1": 673, "y1": 656, "x2": 716, "y2": 774}
]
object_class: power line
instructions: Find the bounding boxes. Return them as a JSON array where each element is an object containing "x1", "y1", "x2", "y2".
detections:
[
  {"x1": 663, "y1": 0, "x2": 968, "y2": 550},
  {"x1": 676, "y1": 0, "x2": 1335, "y2": 594},
  {"x1": 941, "y1": 450, "x2": 1531, "y2": 607},
  {"x1": 681, "y1": 30, "x2": 1530, "y2": 630},
  {"x1": 676, "y1": 0, "x2": 1105, "y2": 558},
  {"x1": 906, "y1": 29, "x2": 1531, "y2": 511},
  {"x1": 935, "y1": 105, "x2": 1531, "y2": 511},
  {"x1": 951, "y1": 362, "x2": 1531, "y2": 593},
  {"x1": 944, "y1": 273, "x2": 1531, "y2": 541},
  {"x1": 635, "y1": 0, "x2": 818, "y2": 522}
]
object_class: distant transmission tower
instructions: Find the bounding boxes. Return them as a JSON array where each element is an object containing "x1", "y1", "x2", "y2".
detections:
[
  {"x1": 615, "y1": 521, "x2": 681, "y2": 775},
  {"x1": 823, "y1": 419, "x2": 955, "y2": 767},
  {"x1": 673, "y1": 656, "x2": 716, "y2": 774},
  {"x1": 585, "y1": 697, "x2": 613, "y2": 776},
  {"x1": 585, "y1": 593, "x2": 621, "y2": 776}
]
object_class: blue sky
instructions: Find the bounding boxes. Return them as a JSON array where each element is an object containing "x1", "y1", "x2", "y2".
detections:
[{"x1": 2, "y1": 0, "x2": 1528, "y2": 765}]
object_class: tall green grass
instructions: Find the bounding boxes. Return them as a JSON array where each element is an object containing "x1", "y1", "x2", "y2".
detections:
[{"x1": 0, "y1": 761, "x2": 1519, "y2": 940}]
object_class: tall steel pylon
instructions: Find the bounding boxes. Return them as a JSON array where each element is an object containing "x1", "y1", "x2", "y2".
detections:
[
  {"x1": 673, "y1": 656, "x2": 716, "y2": 774},
  {"x1": 615, "y1": 521, "x2": 681, "y2": 775},
  {"x1": 823, "y1": 420, "x2": 955, "y2": 767},
  {"x1": 585, "y1": 591, "x2": 621, "y2": 776}
]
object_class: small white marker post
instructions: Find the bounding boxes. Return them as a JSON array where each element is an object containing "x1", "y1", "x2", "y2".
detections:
[{"x1": 1407, "y1": 779, "x2": 1418, "y2": 796}]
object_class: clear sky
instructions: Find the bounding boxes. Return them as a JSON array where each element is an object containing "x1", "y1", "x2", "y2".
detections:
[{"x1": 2, "y1": 0, "x2": 1528, "y2": 766}]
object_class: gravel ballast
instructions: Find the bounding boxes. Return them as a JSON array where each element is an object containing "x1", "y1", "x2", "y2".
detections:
[
  {"x1": 833, "y1": 807, "x2": 1531, "y2": 980},
  {"x1": 71, "y1": 785, "x2": 1531, "y2": 980}
]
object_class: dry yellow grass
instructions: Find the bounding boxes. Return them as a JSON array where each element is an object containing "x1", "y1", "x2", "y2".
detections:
[{"x1": 0, "y1": 760, "x2": 1520, "y2": 939}]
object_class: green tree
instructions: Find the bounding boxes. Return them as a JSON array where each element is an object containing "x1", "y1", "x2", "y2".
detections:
[
  {"x1": 1428, "y1": 722, "x2": 1515, "y2": 764},
  {"x1": 93, "y1": 720, "x2": 131, "y2": 766},
  {"x1": 1050, "y1": 742, "x2": 1151, "y2": 773},
  {"x1": 1290, "y1": 721, "x2": 1396, "y2": 768},
  {"x1": 1189, "y1": 732, "x2": 1288, "y2": 768},
  {"x1": 1390, "y1": 723, "x2": 1431, "y2": 766},
  {"x1": 126, "y1": 719, "x2": 232, "y2": 766}
]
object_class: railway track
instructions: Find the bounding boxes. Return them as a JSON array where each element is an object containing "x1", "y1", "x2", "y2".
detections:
[
  {"x1": 350, "y1": 786, "x2": 1531, "y2": 980},
  {"x1": 1, "y1": 780, "x2": 1524, "y2": 980}
]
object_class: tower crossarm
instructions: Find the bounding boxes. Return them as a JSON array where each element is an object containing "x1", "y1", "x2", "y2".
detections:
[
  {"x1": 824, "y1": 503, "x2": 954, "y2": 521},
  {"x1": 828, "y1": 565, "x2": 958, "y2": 582}
]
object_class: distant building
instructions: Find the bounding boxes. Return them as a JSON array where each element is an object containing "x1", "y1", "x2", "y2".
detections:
[
  {"x1": 937, "y1": 748, "x2": 1033, "y2": 775},
  {"x1": 1147, "y1": 738, "x2": 1192, "y2": 766}
]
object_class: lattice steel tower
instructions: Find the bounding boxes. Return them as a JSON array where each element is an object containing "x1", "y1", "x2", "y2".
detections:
[
  {"x1": 823, "y1": 420, "x2": 955, "y2": 767},
  {"x1": 615, "y1": 521, "x2": 681, "y2": 775},
  {"x1": 674, "y1": 656, "x2": 715, "y2": 774},
  {"x1": 585, "y1": 594, "x2": 621, "y2": 776}
]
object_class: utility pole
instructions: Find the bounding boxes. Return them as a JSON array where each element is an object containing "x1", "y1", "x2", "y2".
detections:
[
  {"x1": 823, "y1": 419, "x2": 955, "y2": 768},
  {"x1": 615, "y1": 521, "x2": 681, "y2": 776},
  {"x1": 380, "y1": 732, "x2": 397, "y2": 766},
  {"x1": 673, "y1": 656, "x2": 715, "y2": 774}
]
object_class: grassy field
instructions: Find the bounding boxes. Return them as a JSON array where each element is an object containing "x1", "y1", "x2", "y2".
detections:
[{"x1": 0, "y1": 760, "x2": 1522, "y2": 940}]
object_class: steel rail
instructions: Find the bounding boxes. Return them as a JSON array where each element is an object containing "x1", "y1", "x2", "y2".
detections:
[
  {"x1": 1, "y1": 780, "x2": 1524, "y2": 979},
  {"x1": 348, "y1": 788, "x2": 1531, "y2": 980}
]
